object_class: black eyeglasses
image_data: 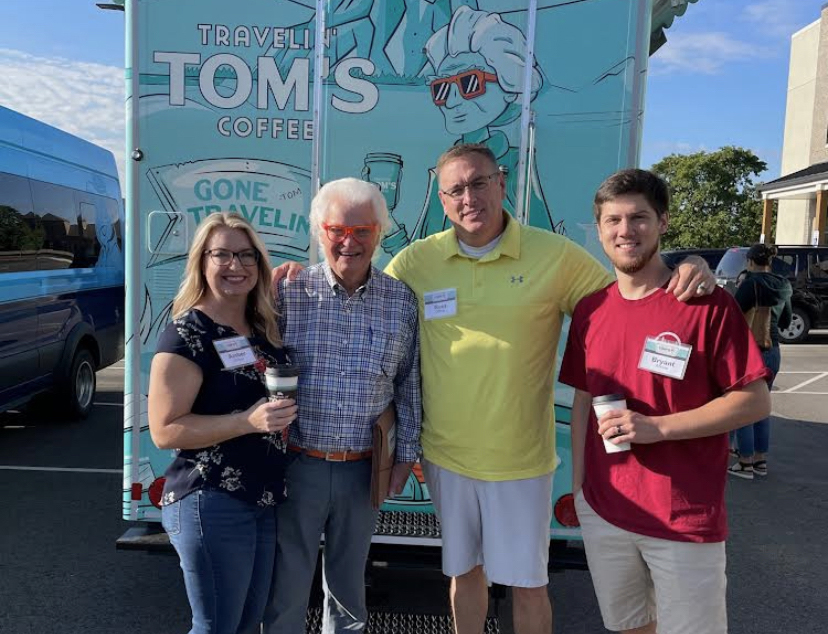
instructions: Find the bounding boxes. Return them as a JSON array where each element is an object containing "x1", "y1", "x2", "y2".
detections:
[
  {"x1": 439, "y1": 172, "x2": 500, "y2": 200},
  {"x1": 203, "y1": 248, "x2": 260, "y2": 267}
]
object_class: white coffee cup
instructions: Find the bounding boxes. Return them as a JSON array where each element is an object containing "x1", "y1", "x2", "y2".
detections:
[{"x1": 592, "y1": 394, "x2": 631, "y2": 453}]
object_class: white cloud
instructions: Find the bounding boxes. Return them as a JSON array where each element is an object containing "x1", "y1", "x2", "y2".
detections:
[
  {"x1": 0, "y1": 48, "x2": 125, "y2": 184},
  {"x1": 742, "y1": 0, "x2": 814, "y2": 38},
  {"x1": 649, "y1": 31, "x2": 770, "y2": 75}
]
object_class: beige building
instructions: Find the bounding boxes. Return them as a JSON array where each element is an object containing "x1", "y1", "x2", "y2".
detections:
[{"x1": 760, "y1": 6, "x2": 828, "y2": 246}]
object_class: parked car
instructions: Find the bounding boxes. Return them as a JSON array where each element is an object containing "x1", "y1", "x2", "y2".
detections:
[
  {"x1": 661, "y1": 248, "x2": 727, "y2": 272},
  {"x1": 715, "y1": 246, "x2": 828, "y2": 343}
]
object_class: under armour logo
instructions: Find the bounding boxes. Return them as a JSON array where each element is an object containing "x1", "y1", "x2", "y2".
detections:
[{"x1": 510, "y1": 275, "x2": 524, "y2": 285}]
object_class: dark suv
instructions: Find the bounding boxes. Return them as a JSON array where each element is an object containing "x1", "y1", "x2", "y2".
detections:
[
  {"x1": 661, "y1": 248, "x2": 727, "y2": 271},
  {"x1": 715, "y1": 246, "x2": 828, "y2": 343}
]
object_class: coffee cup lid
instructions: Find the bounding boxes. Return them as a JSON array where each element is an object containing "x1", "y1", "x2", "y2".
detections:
[
  {"x1": 265, "y1": 364, "x2": 299, "y2": 377},
  {"x1": 592, "y1": 393, "x2": 625, "y2": 404}
]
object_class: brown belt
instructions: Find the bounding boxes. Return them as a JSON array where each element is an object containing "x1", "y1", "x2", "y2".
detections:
[{"x1": 288, "y1": 445, "x2": 373, "y2": 462}]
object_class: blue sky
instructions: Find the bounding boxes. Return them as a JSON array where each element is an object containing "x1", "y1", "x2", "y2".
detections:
[
  {"x1": 643, "y1": 0, "x2": 824, "y2": 178},
  {"x1": 0, "y1": 0, "x2": 823, "y2": 183}
]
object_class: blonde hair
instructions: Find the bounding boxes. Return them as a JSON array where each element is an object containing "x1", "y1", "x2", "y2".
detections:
[{"x1": 171, "y1": 212, "x2": 281, "y2": 346}]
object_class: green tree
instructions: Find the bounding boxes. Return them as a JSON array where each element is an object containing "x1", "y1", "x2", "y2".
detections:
[
  {"x1": 0, "y1": 206, "x2": 43, "y2": 251},
  {"x1": 651, "y1": 146, "x2": 768, "y2": 249}
]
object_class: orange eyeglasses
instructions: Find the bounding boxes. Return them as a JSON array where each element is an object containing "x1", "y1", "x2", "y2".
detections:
[
  {"x1": 430, "y1": 69, "x2": 499, "y2": 106},
  {"x1": 321, "y1": 223, "x2": 378, "y2": 243}
]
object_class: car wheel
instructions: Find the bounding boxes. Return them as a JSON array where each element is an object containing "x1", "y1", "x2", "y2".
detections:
[
  {"x1": 779, "y1": 308, "x2": 811, "y2": 344},
  {"x1": 63, "y1": 348, "x2": 97, "y2": 419}
]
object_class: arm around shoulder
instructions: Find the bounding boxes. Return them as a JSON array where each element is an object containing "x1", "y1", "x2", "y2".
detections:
[{"x1": 561, "y1": 239, "x2": 614, "y2": 314}]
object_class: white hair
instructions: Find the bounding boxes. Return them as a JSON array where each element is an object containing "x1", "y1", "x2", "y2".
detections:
[{"x1": 309, "y1": 178, "x2": 390, "y2": 258}]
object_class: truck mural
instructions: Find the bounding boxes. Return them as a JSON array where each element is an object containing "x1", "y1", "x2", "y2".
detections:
[{"x1": 121, "y1": 0, "x2": 699, "y2": 554}]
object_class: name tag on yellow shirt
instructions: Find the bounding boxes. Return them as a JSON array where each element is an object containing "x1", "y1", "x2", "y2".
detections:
[{"x1": 424, "y1": 288, "x2": 457, "y2": 320}]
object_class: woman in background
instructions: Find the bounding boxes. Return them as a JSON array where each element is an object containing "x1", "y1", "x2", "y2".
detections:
[{"x1": 728, "y1": 243, "x2": 792, "y2": 480}]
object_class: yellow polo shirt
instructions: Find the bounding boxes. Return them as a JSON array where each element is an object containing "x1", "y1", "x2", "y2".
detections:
[{"x1": 385, "y1": 215, "x2": 612, "y2": 480}]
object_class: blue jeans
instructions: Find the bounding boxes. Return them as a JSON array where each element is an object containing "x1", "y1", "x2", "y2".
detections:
[
  {"x1": 736, "y1": 346, "x2": 781, "y2": 457},
  {"x1": 162, "y1": 489, "x2": 277, "y2": 634},
  {"x1": 262, "y1": 454, "x2": 378, "y2": 634}
]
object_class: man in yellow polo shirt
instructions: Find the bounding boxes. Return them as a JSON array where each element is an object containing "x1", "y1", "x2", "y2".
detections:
[{"x1": 384, "y1": 143, "x2": 714, "y2": 634}]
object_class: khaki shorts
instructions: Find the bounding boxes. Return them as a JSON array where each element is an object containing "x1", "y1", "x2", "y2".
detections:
[
  {"x1": 575, "y1": 490, "x2": 727, "y2": 634},
  {"x1": 423, "y1": 460, "x2": 553, "y2": 588}
]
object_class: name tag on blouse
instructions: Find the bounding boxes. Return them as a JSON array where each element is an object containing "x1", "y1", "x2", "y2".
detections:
[
  {"x1": 213, "y1": 336, "x2": 257, "y2": 369},
  {"x1": 638, "y1": 333, "x2": 692, "y2": 380}
]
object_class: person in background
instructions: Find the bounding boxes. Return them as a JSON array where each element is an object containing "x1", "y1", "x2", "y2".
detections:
[
  {"x1": 148, "y1": 212, "x2": 297, "y2": 634},
  {"x1": 728, "y1": 243, "x2": 792, "y2": 479}
]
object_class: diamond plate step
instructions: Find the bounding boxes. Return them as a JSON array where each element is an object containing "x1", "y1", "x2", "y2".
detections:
[
  {"x1": 375, "y1": 510, "x2": 441, "y2": 538},
  {"x1": 305, "y1": 608, "x2": 501, "y2": 633}
]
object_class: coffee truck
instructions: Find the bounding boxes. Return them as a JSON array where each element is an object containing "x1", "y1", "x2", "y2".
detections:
[{"x1": 117, "y1": 0, "x2": 699, "y2": 573}]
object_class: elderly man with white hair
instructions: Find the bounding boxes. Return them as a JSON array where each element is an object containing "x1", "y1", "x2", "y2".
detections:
[{"x1": 262, "y1": 178, "x2": 421, "y2": 634}]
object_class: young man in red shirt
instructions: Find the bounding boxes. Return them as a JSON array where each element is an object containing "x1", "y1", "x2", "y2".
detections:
[{"x1": 559, "y1": 169, "x2": 770, "y2": 634}]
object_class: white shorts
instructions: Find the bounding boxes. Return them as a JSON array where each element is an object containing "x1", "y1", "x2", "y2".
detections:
[
  {"x1": 574, "y1": 491, "x2": 727, "y2": 634},
  {"x1": 422, "y1": 460, "x2": 553, "y2": 588}
]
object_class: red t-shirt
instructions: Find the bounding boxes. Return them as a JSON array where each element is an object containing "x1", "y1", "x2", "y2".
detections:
[{"x1": 559, "y1": 283, "x2": 768, "y2": 542}]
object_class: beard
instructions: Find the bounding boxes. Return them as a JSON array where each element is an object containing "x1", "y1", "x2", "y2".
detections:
[{"x1": 609, "y1": 241, "x2": 660, "y2": 274}]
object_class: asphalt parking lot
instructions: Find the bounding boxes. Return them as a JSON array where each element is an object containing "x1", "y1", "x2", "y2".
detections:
[{"x1": 0, "y1": 335, "x2": 826, "y2": 634}]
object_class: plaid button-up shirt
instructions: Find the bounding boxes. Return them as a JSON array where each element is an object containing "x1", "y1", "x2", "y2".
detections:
[{"x1": 277, "y1": 263, "x2": 422, "y2": 462}]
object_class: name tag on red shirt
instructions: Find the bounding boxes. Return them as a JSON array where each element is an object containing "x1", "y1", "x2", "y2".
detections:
[{"x1": 638, "y1": 333, "x2": 692, "y2": 380}]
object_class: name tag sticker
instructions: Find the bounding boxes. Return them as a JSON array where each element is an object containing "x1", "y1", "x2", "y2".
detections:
[
  {"x1": 638, "y1": 332, "x2": 692, "y2": 380},
  {"x1": 424, "y1": 288, "x2": 457, "y2": 320},
  {"x1": 213, "y1": 335, "x2": 257, "y2": 369}
]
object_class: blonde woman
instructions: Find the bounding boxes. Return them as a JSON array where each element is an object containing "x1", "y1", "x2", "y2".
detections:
[{"x1": 148, "y1": 212, "x2": 296, "y2": 634}]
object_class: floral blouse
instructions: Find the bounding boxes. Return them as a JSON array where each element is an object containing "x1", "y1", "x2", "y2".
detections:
[{"x1": 156, "y1": 309, "x2": 291, "y2": 507}]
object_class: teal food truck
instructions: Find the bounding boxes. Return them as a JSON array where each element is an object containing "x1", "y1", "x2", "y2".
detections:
[{"x1": 118, "y1": 0, "x2": 699, "y2": 573}]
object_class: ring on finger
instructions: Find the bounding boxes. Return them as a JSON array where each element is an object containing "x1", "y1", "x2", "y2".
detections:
[{"x1": 616, "y1": 425, "x2": 622, "y2": 436}]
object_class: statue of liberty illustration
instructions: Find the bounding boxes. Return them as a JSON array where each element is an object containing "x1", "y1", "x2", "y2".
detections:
[{"x1": 402, "y1": 6, "x2": 557, "y2": 250}]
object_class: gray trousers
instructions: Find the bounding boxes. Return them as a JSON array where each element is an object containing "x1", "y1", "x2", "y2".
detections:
[{"x1": 262, "y1": 453, "x2": 378, "y2": 634}]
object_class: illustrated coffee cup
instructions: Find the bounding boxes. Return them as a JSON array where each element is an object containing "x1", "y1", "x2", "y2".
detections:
[
  {"x1": 265, "y1": 364, "x2": 299, "y2": 401},
  {"x1": 592, "y1": 394, "x2": 631, "y2": 453}
]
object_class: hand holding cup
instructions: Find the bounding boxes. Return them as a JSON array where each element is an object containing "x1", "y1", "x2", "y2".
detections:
[
  {"x1": 246, "y1": 397, "x2": 297, "y2": 434},
  {"x1": 592, "y1": 394, "x2": 631, "y2": 453},
  {"x1": 264, "y1": 364, "x2": 299, "y2": 440}
]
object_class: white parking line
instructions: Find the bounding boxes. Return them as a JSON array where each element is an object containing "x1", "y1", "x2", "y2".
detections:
[
  {"x1": 773, "y1": 392, "x2": 828, "y2": 396},
  {"x1": 0, "y1": 465, "x2": 122, "y2": 474},
  {"x1": 780, "y1": 372, "x2": 828, "y2": 394}
]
